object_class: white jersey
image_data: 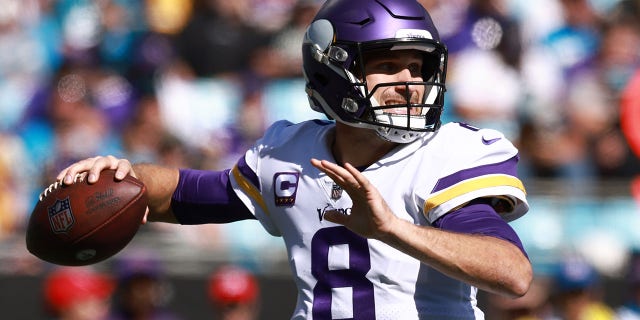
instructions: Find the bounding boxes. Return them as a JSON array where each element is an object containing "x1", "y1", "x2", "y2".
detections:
[{"x1": 230, "y1": 120, "x2": 528, "y2": 320}]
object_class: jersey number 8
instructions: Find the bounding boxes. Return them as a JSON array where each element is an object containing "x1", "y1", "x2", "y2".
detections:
[{"x1": 311, "y1": 226, "x2": 375, "y2": 319}]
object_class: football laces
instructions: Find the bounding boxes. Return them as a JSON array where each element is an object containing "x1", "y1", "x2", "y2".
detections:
[{"x1": 39, "y1": 173, "x2": 86, "y2": 201}]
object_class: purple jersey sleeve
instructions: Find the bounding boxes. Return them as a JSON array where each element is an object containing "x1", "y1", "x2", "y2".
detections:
[
  {"x1": 432, "y1": 199, "x2": 527, "y2": 257},
  {"x1": 171, "y1": 169, "x2": 255, "y2": 224}
]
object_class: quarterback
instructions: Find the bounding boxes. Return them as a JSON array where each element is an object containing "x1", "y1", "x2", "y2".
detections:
[{"x1": 58, "y1": 0, "x2": 532, "y2": 319}]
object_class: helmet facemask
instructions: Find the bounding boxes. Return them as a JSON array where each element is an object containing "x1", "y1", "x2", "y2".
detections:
[{"x1": 343, "y1": 42, "x2": 447, "y2": 143}]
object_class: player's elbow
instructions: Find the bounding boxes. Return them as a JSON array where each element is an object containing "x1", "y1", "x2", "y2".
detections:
[
  {"x1": 510, "y1": 271, "x2": 532, "y2": 298},
  {"x1": 504, "y1": 260, "x2": 533, "y2": 298}
]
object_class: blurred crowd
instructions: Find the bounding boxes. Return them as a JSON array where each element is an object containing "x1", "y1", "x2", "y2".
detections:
[
  {"x1": 486, "y1": 253, "x2": 636, "y2": 320},
  {"x1": 1, "y1": 0, "x2": 640, "y2": 318},
  {"x1": 34, "y1": 252, "x2": 640, "y2": 320},
  {"x1": 41, "y1": 257, "x2": 261, "y2": 320}
]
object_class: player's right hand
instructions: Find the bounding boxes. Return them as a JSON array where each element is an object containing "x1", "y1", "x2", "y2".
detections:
[
  {"x1": 56, "y1": 155, "x2": 137, "y2": 186},
  {"x1": 56, "y1": 155, "x2": 150, "y2": 224}
]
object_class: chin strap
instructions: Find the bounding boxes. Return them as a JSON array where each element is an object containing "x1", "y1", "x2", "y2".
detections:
[{"x1": 368, "y1": 96, "x2": 426, "y2": 144}]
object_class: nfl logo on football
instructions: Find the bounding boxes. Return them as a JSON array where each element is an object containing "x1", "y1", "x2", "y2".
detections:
[{"x1": 48, "y1": 198, "x2": 75, "y2": 234}]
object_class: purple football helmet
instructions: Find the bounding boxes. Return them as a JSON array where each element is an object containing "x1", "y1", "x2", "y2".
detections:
[{"x1": 302, "y1": 0, "x2": 448, "y2": 143}]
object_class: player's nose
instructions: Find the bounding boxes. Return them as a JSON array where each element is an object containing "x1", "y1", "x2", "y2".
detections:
[{"x1": 393, "y1": 74, "x2": 420, "y2": 96}]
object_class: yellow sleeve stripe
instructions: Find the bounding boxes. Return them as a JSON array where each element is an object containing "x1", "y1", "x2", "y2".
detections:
[
  {"x1": 231, "y1": 165, "x2": 269, "y2": 215},
  {"x1": 424, "y1": 175, "x2": 526, "y2": 213}
]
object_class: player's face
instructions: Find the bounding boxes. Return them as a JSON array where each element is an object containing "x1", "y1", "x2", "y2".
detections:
[{"x1": 363, "y1": 50, "x2": 425, "y2": 116}]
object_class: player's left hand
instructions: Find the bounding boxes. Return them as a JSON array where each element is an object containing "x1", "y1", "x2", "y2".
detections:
[{"x1": 310, "y1": 159, "x2": 399, "y2": 240}]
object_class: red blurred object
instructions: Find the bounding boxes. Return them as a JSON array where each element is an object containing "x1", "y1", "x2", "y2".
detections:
[
  {"x1": 44, "y1": 267, "x2": 115, "y2": 313},
  {"x1": 621, "y1": 71, "x2": 640, "y2": 205},
  {"x1": 208, "y1": 266, "x2": 259, "y2": 306},
  {"x1": 621, "y1": 70, "x2": 640, "y2": 158}
]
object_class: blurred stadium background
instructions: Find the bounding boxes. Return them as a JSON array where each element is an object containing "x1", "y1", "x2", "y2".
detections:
[{"x1": 1, "y1": 0, "x2": 640, "y2": 318}]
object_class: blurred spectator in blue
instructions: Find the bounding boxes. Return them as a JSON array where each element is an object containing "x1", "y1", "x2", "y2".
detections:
[
  {"x1": 0, "y1": 0, "x2": 60, "y2": 132},
  {"x1": 445, "y1": 0, "x2": 525, "y2": 140},
  {"x1": 110, "y1": 253, "x2": 181, "y2": 320},
  {"x1": 541, "y1": 0, "x2": 602, "y2": 80},
  {"x1": 43, "y1": 267, "x2": 115, "y2": 320},
  {"x1": 54, "y1": 0, "x2": 179, "y2": 112},
  {"x1": 547, "y1": 257, "x2": 614, "y2": 320},
  {"x1": 18, "y1": 63, "x2": 123, "y2": 202},
  {"x1": 208, "y1": 265, "x2": 260, "y2": 320},
  {"x1": 55, "y1": 0, "x2": 105, "y2": 65},
  {"x1": 96, "y1": 0, "x2": 147, "y2": 72},
  {"x1": 54, "y1": 0, "x2": 145, "y2": 68}
]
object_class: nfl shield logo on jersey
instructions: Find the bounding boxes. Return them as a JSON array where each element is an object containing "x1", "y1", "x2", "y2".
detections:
[
  {"x1": 48, "y1": 198, "x2": 75, "y2": 234},
  {"x1": 331, "y1": 183, "x2": 343, "y2": 200}
]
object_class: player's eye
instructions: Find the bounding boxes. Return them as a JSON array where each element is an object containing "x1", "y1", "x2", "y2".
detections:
[
  {"x1": 408, "y1": 63, "x2": 422, "y2": 77},
  {"x1": 370, "y1": 61, "x2": 396, "y2": 74}
]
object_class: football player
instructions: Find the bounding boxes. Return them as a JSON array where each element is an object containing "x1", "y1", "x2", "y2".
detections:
[{"x1": 58, "y1": 0, "x2": 532, "y2": 318}]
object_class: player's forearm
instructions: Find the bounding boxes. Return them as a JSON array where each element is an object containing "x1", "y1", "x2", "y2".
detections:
[
  {"x1": 381, "y1": 218, "x2": 532, "y2": 298},
  {"x1": 132, "y1": 163, "x2": 180, "y2": 223}
]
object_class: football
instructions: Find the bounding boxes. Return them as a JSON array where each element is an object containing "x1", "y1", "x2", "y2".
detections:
[{"x1": 26, "y1": 170, "x2": 148, "y2": 266}]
